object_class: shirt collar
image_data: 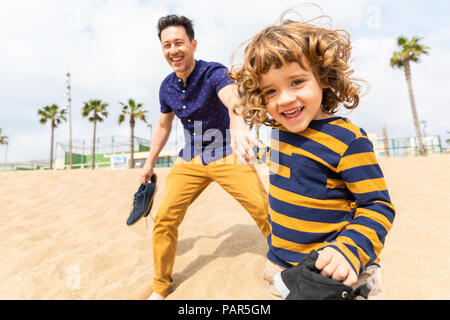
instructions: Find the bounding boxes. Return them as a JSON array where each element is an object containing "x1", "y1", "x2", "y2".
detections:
[{"x1": 175, "y1": 59, "x2": 199, "y2": 87}]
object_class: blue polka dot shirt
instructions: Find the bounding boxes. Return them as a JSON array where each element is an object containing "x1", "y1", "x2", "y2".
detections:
[{"x1": 159, "y1": 60, "x2": 234, "y2": 164}]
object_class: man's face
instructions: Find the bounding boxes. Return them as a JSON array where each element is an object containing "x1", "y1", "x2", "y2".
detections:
[{"x1": 160, "y1": 25, "x2": 197, "y2": 77}]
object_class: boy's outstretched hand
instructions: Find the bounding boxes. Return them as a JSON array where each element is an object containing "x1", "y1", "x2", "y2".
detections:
[{"x1": 315, "y1": 247, "x2": 358, "y2": 286}]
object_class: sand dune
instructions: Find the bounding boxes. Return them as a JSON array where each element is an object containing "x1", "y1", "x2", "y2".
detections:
[{"x1": 0, "y1": 155, "x2": 449, "y2": 300}]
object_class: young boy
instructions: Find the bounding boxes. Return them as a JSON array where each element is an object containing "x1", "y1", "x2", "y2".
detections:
[{"x1": 230, "y1": 19, "x2": 395, "y2": 299}]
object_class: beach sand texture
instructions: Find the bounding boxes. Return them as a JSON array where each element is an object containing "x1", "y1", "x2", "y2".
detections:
[{"x1": 0, "y1": 154, "x2": 449, "y2": 300}]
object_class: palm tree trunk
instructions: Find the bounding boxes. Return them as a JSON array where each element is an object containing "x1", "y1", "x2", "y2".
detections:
[
  {"x1": 403, "y1": 58, "x2": 427, "y2": 156},
  {"x1": 4, "y1": 143, "x2": 8, "y2": 170},
  {"x1": 50, "y1": 121, "x2": 55, "y2": 169},
  {"x1": 92, "y1": 118, "x2": 97, "y2": 169},
  {"x1": 130, "y1": 116, "x2": 135, "y2": 169}
]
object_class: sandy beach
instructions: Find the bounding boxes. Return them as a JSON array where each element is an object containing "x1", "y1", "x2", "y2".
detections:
[{"x1": 0, "y1": 154, "x2": 449, "y2": 300}]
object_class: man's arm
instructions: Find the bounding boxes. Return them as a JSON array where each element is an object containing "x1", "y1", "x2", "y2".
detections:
[
  {"x1": 140, "y1": 112, "x2": 175, "y2": 184},
  {"x1": 218, "y1": 84, "x2": 258, "y2": 165}
]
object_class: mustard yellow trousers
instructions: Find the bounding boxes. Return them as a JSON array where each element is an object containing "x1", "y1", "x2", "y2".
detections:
[{"x1": 152, "y1": 154, "x2": 270, "y2": 297}]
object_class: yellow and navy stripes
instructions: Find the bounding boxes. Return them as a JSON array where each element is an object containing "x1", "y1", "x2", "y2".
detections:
[{"x1": 257, "y1": 117, "x2": 395, "y2": 276}]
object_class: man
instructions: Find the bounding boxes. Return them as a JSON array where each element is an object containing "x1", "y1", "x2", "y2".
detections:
[{"x1": 141, "y1": 15, "x2": 270, "y2": 300}]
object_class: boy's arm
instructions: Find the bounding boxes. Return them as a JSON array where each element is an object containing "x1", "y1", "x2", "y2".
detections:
[
  {"x1": 139, "y1": 112, "x2": 174, "y2": 184},
  {"x1": 322, "y1": 137, "x2": 395, "y2": 277}
]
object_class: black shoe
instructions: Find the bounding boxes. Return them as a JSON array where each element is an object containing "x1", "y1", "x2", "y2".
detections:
[
  {"x1": 126, "y1": 174, "x2": 157, "y2": 226},
  {"x1": 273, "y1": 250, "x2": 370, "y2": 300}
]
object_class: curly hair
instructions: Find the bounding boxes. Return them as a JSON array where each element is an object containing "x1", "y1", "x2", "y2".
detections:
[{"x1": 229, "y1": 18, "x2": 362, "y2": 128}]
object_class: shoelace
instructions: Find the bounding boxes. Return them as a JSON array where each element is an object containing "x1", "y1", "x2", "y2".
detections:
[{"x1": 132, "y1": 192, "x2": 144, "y2": 209}]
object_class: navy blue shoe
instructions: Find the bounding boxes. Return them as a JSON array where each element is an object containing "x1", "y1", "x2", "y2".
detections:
[{"x1": 126, "y1": 174, "x2": 157, "y2": 226}]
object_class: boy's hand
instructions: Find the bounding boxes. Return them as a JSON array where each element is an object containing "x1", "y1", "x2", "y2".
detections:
[{"x1": 315, "y1": 247, "x2": 358, "y2": 286}]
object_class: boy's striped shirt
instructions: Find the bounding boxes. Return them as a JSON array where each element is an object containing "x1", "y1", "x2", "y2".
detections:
[{"x1": 257, "y1": 117, "x2": 395, "y2": 276}]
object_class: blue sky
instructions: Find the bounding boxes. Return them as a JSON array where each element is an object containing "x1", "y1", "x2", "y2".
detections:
[{"x1": 0, "y1": 0, "x2": 449, "y2": 163}]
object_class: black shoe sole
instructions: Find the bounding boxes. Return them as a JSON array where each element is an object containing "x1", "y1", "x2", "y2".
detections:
[{"x1": 143, "y1": 184, "x2": 157, "y2": 219}]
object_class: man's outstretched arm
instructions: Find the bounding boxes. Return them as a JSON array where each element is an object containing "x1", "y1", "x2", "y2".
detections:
[
  {"x1": 140, "y1": 112, "x2": 175, "y2": 184},
  {"x1": 218, "y1": 84, "x2": 259, "y2": 165}
]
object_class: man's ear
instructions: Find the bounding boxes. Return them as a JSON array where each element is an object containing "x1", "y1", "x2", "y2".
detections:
[{"x1": 191, "y1": 39, "x2": 198, "y2": 51}]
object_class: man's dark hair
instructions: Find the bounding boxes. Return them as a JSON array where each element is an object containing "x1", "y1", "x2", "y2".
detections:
[{"x1": 157, "y1": 15, "x2": 195, "y2": 41}]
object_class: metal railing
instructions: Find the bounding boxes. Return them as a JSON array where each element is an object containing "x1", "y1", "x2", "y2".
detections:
[{"x1": 372, "y1": 135, "x2": 443, "y2": 157}]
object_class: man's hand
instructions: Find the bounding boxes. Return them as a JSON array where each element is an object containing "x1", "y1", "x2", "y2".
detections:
[
  {"x1": 139, "y1": 165, "x2": 154, "y2": 185},
  {"x1": 315, "y1": 247, "x2": 358, "y2": 286}
]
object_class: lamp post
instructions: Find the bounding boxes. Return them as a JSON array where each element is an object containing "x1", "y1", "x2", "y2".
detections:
[
  {"x1": 65, "y1": 72, "x2": 73, "y2": 169},
  {"x1": 147, "y1": 123, "x2": 153, "y2": 147}
]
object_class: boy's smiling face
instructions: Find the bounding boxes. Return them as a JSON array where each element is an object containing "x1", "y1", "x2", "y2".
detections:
[{"x1": 259, "y1": 61, "x2": 330, "y2": 133}]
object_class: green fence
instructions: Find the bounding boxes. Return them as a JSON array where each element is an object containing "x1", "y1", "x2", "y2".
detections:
[
  {"x1": 154, "y1": 155, "x2": 177, "y2": 168},
  {"x1": 373, "y1": 135, "x2": 443, "y2": 157},
  {"x1": 56, "y1": 136, "x2": 154, "y2": 169}
]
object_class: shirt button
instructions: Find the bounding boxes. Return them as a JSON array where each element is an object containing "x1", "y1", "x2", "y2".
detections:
[
  {"x1": 188, "y1": 119, "x2": 191, "y2": 122},
  {"x1": 178, "y1": 78, "x2": 181, "y2": 82},
  {"x1": 193, "y1": 133, "x2": 196, "y2": 136},
  {"x1": 182, "y1": 90, "x2": 186, "y2": 93},
  {"x1": 183, "y1": 105, "x2": 186, "y2": 109}
]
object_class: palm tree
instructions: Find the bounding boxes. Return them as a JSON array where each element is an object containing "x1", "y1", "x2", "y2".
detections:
[
  {"x1": 38, "y1": 104, "x2": 67, "y2": 169},
  {"x1": 390, "y1": 36, "x2": 429, "y2": 156},
  {"x1": 0, "y1": 128, "x2": 8, "y2": 169},
  {"x1": 118, "y1": 98, "x2": 148, "y2": 168},
  {"x1": 82, "y1": 100, "x2": 109, "y2": 169}
]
